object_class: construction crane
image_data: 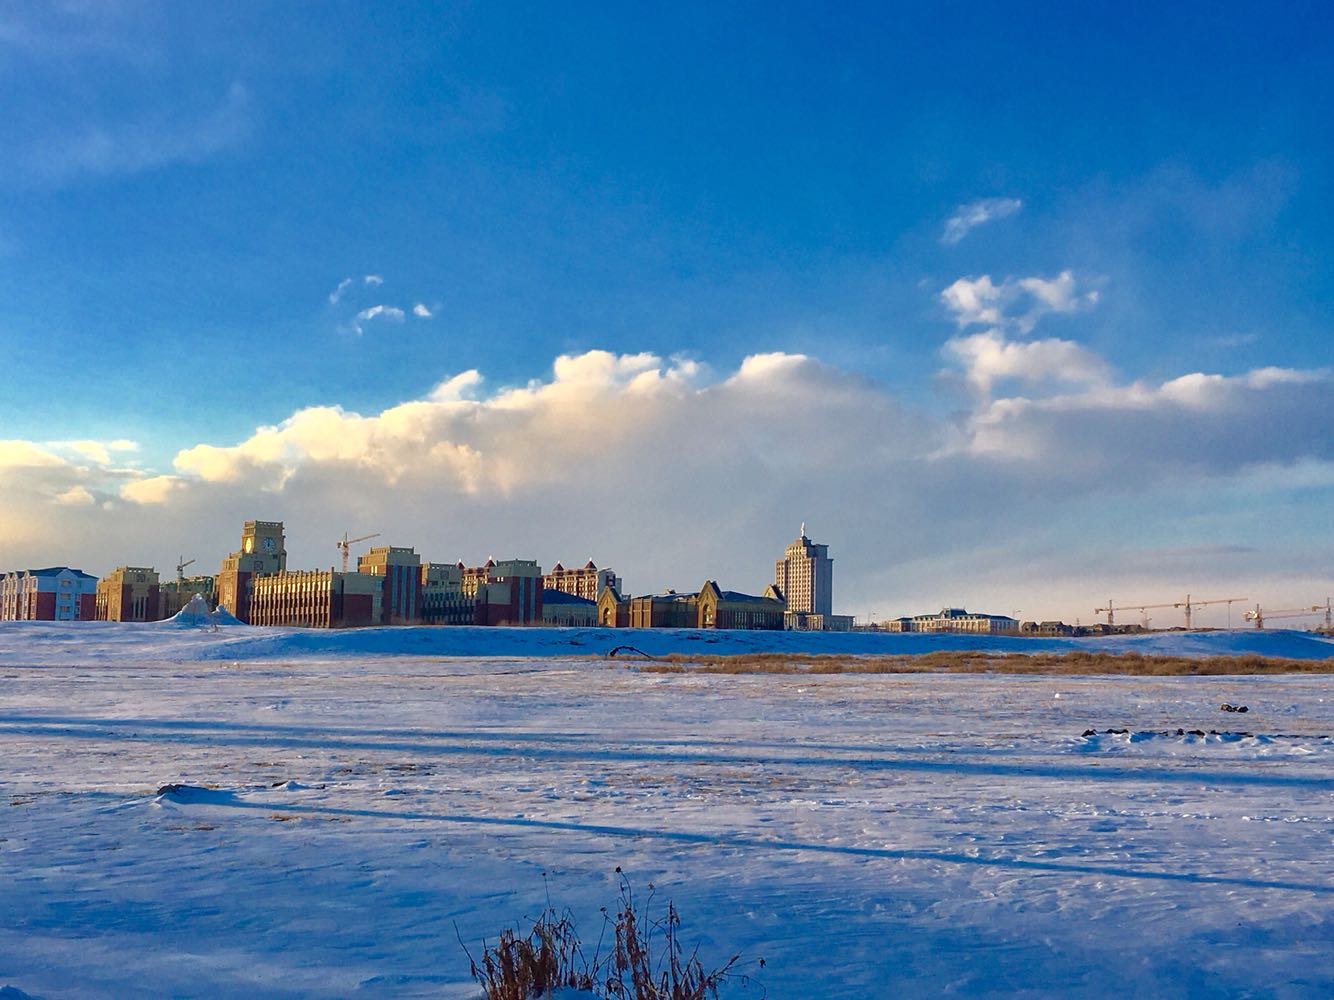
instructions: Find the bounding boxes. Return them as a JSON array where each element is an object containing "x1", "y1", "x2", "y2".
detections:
[
  {"x1": 1243, "y1": 601, "x2": 1330, "y2": 630},
  {"x1": 176, "y1": 556, "x2": 195, "y2": 588},
  {"x1": 1095, "y1": 594, "x2": 1249, "y2": 630},
  {"x1": 336, "y1": 531, "x2": 380, "y2": 573},
  {"x1": 1095, "y1": 599, "x2": 1178, "y2": 628}
]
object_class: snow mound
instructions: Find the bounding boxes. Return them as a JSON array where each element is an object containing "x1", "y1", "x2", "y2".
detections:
[{"x1": 155, "y1": 594, "x2": 244, "y2": 629}]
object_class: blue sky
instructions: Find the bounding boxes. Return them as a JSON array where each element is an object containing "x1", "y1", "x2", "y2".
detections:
[{"x1": 2, "y1": 1, "x2": 1332, "y2": 623}]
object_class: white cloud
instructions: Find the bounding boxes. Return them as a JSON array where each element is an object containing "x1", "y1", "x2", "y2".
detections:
[
  {"x1": 356, "y1": 305, "x2": 405, "y2": 323},
  {"x1": 961, "y1": 364, "x2": 1334, "y2": 472},
  {"x1": 0, "y1": 440, "x2": 66, "y2": 471},
  {"x1": 941, "y1": 271, "x2": 1099, "y2": 334},
  {"x1": 943, "y1": 330, "x2": 1110, "y2": 397},
  {"x1": 364, "y1": 274, "x2": 383, "y2": 286},
  {"x1": 120, "y1": 475, "x2": 185, "y2": 505},
  {"x1": 351, "y1": 304, "x2": 407, "y2": 334},
  {"x1": 53, "y1": 486, "x2": 96, "y2": 507},
  {"x1": 941, "y1": 197, "x2": 1023, "y2": 245},
  {"x1": 413, "y1": 303, "x2": 433, "y2": 318}
]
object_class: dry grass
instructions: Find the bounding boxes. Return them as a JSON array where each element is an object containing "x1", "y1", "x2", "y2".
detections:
[
  {"x1": 632, "y1": 650, "x2": 1333, "y2": 676},
  {"x1": 463, "y1": 872, "x2": 748, "y2": 1000}
]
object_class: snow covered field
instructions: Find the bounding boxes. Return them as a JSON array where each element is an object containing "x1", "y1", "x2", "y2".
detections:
[{"x1": 2, "y1": 623, "x2": 1332, "y2": 998}]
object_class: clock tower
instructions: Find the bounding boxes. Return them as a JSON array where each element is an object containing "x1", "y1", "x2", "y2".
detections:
[{"x1": 217, "y1": 520, "x2": 287, "y2": 622}]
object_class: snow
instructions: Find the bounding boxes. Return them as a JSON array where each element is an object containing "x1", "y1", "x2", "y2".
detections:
[
  {"x1": 1, "y1": 619, "x2": 1332, "y2": 666},
  {"x1": 1, "y1": 623, "x2": 1331, "y2": 998}
]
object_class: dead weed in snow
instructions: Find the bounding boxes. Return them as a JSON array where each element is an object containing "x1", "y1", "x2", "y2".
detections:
[{"x1": 636, "y1": 650, "x2": 1332, "y2": 676}]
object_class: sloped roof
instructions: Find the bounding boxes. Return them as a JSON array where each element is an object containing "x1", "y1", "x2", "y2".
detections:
[
  {"x1": 541, "y1": 589, "x2": 597, "y2": 606},
  {"x1": 717, "y1": 590, "x2": 781, "y2": 604},
  {"x1": 25, "y1": 567, "x2": 97, "y2": 580}
]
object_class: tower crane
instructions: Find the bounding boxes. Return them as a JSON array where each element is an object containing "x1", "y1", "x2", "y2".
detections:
[
  {"x1": 1095, "y1": 599, "x2": 1178, "y2": 628},
  {"x1": 1243, "y1": 601, "x2": 1330, "y2": 630},
  {"x1": 1095, "y1": 594, "x2": 1249, "y2": 629},
  {"x1": 336, "y1": 531, "x2": 380, "y2": 573},
  {"x1": 176, "y1": 556, "x2": 195, "y2": 588}
]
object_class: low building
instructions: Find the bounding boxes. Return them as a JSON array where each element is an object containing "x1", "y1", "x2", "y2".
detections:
[
  {"x1": 96, "y1": 566, "x2": 161, "y2": 622},
  {"x1": 621, "y1": 582, "x2": 786, "y2": 630},
  {"x1": 0, "y1": 567, "x2": 98, "y2": 621},
  {"x1": 543, "y1": 560, "x2": 623, "y2": 602},
  {"x1": 597, "y1": 586, "x2": 630, "y2": 628},
  {"x1": 698, "y1": 581, "x2": 785, "y2": 630},
  {"x1": 785, "y1": 611, "x2": 855, "y2": 632},
  {"x1": 885, "y1": 607, "x2": 1021, "y2": 635},
  {"x1": 629, "y1": 590, "x2": 699, "y2": 629},
  {"x1": 1020, "y1": 620, "x2": 1075, "y2": 637},
  {"x1": 420, "y1": 562, "x2": 475, "y2": 625},
  {"x1": 248, "y1": 569, "x2": 381, "y2": 628},
  {"x1": 541, "y1": 589, "x2": 598, "y2": 627}
]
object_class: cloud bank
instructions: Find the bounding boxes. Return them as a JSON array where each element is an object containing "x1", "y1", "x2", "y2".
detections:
[{"x1": 3, "y1": 345, "x2": 1330, "y2": 621}]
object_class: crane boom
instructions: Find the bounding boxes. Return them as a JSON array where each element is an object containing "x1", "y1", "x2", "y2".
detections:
[
  {"x1": 1096, "y1": 594, "x2": 1249, "y2": 629},
  {"x1": 336, "y1": 531, "x2": 381, "y2": 573},
  {"x1": 1242, "y1": 603, "x2": 1325, "y2": 630}
]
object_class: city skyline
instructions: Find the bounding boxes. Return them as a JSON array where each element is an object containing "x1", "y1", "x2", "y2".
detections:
[{"x1": 2, "y1": 3, "x2": 1332, "y2": 625}]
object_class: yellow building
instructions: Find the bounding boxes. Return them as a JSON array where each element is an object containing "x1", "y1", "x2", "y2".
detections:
[
  {"x1": 96, "y1": 566, "x2": 161, "y2": 622},
  {"x1": 248, "y1": 569, "x2": 381, "y2": 628}
]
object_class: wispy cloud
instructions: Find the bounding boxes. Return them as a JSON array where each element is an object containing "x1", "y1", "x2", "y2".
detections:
[
  {"x1": 13, "y1": 82, "x2": 254, "y2": 188},
  {"x1": 328, "y1": 277, "x2": 354, "y2": 305},
  {"x1": 363, "y1": 274, "x2": 383, "y2": 286},
  {"x1": 413, "y1": 303, "x2": 434, "y2": 319},
  {"x1": 941, "y1": 197, "x2": 1023, "y2": 245},
  {"x1": 351, "y1": 304, "x2": 406, "y2": 335}
]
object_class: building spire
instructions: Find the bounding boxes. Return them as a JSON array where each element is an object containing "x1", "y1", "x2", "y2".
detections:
[{"x1": 800, "y1": 521, "x2": 806, "y2": 538}]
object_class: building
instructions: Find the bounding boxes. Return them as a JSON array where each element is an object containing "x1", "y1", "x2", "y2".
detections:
[
  {"x1": 541, "y1": 589, "x2": 599, "y2": 627},
  {"x1": 542, "y1": 560, "x2": 623, "y2": 602},
  {"x1": 783, "y1": 610, "x2": 855, "y2": 632},
  {"x1": 775, "y1": 526, "x2": 835, "y2": 624},
  {"x1": 357, "y1": 545, "x2": 422, "y2": 624},
  {"x1": 622, "y1": 582, "x2": 786, "y2": 630},
  {"x1": 420, "y1": 562, "x2": 475, "y2": 625},
  {"x1": 216, "y1": 520, "x2": 287, "y2": 623},
  {"x1": 0, "y1": 567, "x2": 98, "y2": 621},
  {"x1": 1020, "y1": 620, "x2": 1075, "y2": 637},
  {"x1": 460, "y1": 558, "x2": 544, "y2": 626},
  {"x1": 248, "y1": 569, "x2": 381, "y2": 628},
  {"x1": 885, "y1": 608, "x2": 1021, "y2": 635},
  {"x1": 160, "y1": 576, "x2": 217, "y2": 620},
  {"x1": 697, "y1": 581, "x2": 785, "y2": 630},
  {"x1": 597, "y1": 585, "x2": 630, "y2": 628},
  {"x1": 96, "y1": 566, "x2": 161, "y2": 622},
  {"x1": 628, "y1": 590, "x2": 699, "y2": 628}
]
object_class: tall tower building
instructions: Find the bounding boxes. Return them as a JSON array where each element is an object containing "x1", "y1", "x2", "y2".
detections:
[
  {"x1": 774, "y1": 524, "x2": 833, "y2": 617},
  {"x1": 216, "y1": 520, "x2": 287, "y2": 623}
]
